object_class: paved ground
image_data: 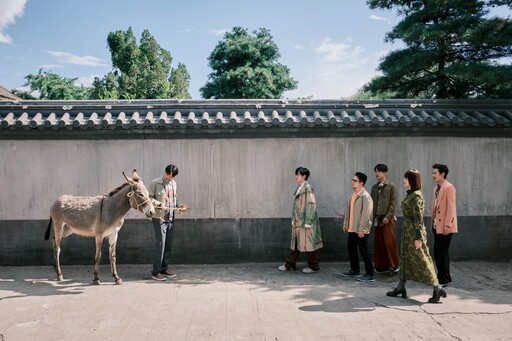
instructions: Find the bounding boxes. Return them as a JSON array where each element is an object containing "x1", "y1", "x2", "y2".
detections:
[{"x1": 1, "y1": 261, "x2": 511, "y2": 341}]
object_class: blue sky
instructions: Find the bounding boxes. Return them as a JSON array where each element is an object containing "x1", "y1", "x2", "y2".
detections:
[{"x1": 0, "y1": 1, "x2": 508, "y2": 99}]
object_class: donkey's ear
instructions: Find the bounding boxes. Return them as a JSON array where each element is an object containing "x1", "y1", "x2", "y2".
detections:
[
  {"x1": 123, "y1": 171, "x2": 134, "y2": 184},
  {"x1": 132, "y1": 169, "x2": 141, "y2": 182}
]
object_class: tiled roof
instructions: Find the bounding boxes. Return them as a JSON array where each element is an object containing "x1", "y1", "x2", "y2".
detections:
[
  {"x1": 1, "y1": 99, "x2": 511, "y2": 137},
  {"x1": 0, "y1": 85, "x2": 21, "y2": 101}
]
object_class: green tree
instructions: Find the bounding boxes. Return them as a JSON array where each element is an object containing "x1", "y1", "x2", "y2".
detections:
[
  {"x1": 104, "y1": 27, "x2": 190, "y2": 99},
  {"x1": 364, "y1": 0, "x2": 512, "y2": 99},
  {"x1": 10, "y1": 88, "x2": 36, "y2": 100},
  {"x1": 169, "y1": 63, "x2": 192, "y2": 99},
  {"x1": 90, "y1": 72, "x2": 119, "y2": 99},
  {"x1": 200, "y1": 27, "x2": 298, "y2": 99},
  {"x1": 24, "y1": 69, "x2": 91, "y2": 100},
  {"x1": 349, "y1": 87, "x2": 398, "y2": 100}
]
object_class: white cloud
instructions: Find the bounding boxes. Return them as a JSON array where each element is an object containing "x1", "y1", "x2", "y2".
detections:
[
  {"x1": 39, "y1": 64, "x2": 64, "y2": 69},
  {"x1": 495, "y1": 56, "x2": 512, "y2": 65},
  {"x1": 314, "y1": 38, "x2": 367, "y2": 68},
  {"x1": 370, "y1": 14, "x2": 387, "y2": 21},
  {"x1": 46, "y1": 50, "x2": 106, "y2": 67},
  {"x1": 176, "y1": 28, "x2": 194, "y2": 33},
  {"x1": 285, "y1": 66, "x2": 380, "y2": 99},
  {"x1": 285, "y1": 37, "x2": 386, "y2": 99},
  {"x1": 209, "y1": 29, "x2": 228, "y2": 36},
  {"x1": 0, "y1": 0, "x2": 27, "y2": 43},
  {"x1": 293, "y1": 44, "x2": 306, "y2": 50}
]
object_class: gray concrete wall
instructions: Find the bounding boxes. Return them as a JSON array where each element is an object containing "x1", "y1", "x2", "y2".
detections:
[{"x1": 1, "y1": 136, "x2": 511, "y2": 264}]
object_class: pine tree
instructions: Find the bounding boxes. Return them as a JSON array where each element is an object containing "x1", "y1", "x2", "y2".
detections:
[{"x1": 364, "y1": 0, "x2": 512, "y2": 98}]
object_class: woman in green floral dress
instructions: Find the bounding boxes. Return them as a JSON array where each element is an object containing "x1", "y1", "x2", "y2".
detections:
[{"x1": 387, "y1": 169, "x2": 447, "y2": 303}]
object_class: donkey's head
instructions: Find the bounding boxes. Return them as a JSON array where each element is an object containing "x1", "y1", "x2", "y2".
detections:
[{"x1": 123, "y1": 169, "x2": 155, "y2": 218}]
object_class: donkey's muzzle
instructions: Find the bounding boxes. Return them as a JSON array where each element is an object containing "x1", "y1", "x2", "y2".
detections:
[{"x1": 145, "y1": 206, "x2": 155, "y2": 218}]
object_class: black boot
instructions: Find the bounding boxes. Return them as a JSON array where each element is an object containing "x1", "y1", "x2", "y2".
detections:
[
  {"x1": 386, "y1": 287, "x2": 407, "y2": 298},
  {"x1": 387, "y1": 280, "x2": 407, "y2": 298},
  {"x1": 428, "y1": 286, "x2": 447, "y2": 303}
]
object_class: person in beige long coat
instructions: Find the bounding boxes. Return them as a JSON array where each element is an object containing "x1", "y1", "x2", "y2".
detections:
[{"x1": 278, "y1": 167, "x2": 323, "y2": 273}]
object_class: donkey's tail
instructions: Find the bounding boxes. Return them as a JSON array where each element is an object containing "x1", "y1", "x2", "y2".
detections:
[{"x1": 45, "y1": 217, "x2": 52, "y2": 240}]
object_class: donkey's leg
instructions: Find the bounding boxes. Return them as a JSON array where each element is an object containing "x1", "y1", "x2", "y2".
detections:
[
  {"x1": 52, "y1": 220, "x2": 65, "y2": 282},
  {"x1": 108, "y1": 231, "x2": 123, "y2": 285},
  {"x1": 93, "y1": 235, "x2": 103, "y2": 285}
]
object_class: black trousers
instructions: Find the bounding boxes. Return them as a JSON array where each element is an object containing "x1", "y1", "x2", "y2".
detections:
[
  {"x1": 347, "y1": 232, "x2": 373, "y2": 275},
  {"x1": 434, "y1": 233, "x2": 453, "y2": 285}
]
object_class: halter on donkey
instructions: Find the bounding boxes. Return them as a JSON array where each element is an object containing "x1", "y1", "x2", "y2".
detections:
[{"x1": 45, "y1": 170, "x2": 155, "y2": 285}]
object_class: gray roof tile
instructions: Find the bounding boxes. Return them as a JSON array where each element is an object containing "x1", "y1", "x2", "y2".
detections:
[{"x1": 0, "y1": 99, "x2": 511, "y2": 137}]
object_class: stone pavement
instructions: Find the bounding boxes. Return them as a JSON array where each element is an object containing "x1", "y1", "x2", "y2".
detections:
[{"x1": 0, "y1": 261, "x2": 511, "y2": 341}]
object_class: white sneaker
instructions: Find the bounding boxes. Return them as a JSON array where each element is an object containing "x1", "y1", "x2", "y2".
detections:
[
  {"x1": 302, "y1": 267, "x2": 319, "y2": 274},
  {"x1": 278, "y1": 265, "x2": 288, "y2": 271}
]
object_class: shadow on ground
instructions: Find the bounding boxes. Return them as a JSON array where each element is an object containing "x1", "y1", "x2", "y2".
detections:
[{"x1": 1, "y1": 261, "x2": 511, "y2": 309}]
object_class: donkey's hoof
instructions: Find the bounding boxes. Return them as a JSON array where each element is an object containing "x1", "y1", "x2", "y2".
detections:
[
  {"x1": 57, "y1": 275, "x2": 64, "y2": 282},
  {"x1": 115, "y1": 278, "x2": 123, "y2": 285},
  {"x1": 93, "y1": 279, "x2": 101, "y2": 285}
]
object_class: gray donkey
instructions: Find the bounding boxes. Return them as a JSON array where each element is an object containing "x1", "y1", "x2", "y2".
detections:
[{"x1": 45, "y1": 170, "x2": 155, "y2": 285}]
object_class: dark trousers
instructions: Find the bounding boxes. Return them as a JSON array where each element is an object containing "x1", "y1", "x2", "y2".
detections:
[
  {"x1": 434, "y1": 233, "x2": 453, "y2": 285},
  {"x1": 152, "y1": 218, "x2": 174, "y2": 275},
  {"x1": 374, "y1": 219, "x2": 400, "y2": 269},
  {"x1": 347, "y1": 232, "x2": 373, "y2": 275},
  {"x1": 285, "y1": 248, "x2": 319, "y2": 271}
]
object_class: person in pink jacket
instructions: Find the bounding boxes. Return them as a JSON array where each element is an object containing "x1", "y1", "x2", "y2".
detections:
[{"x1": 431, "y1": 164, "x2": 458, "y2": 287}]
